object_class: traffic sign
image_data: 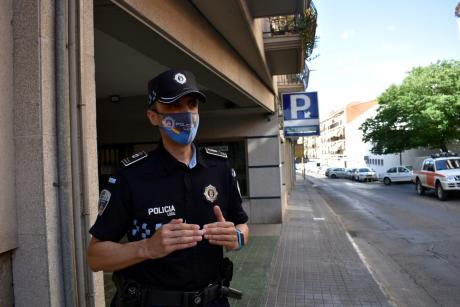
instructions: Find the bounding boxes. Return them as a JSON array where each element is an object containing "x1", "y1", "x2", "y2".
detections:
[{"x1": 282, "y1": 92, "x2": 320, "y2": 137}]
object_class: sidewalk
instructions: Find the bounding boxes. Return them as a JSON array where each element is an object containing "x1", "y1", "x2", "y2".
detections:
[{"x1": 228, "y1": 179, "x2": 390, "y2": 307}]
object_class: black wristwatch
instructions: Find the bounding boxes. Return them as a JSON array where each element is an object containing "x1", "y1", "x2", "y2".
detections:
[{"x1": 235, "y1": 228, "x2": 245, "y2": 250}]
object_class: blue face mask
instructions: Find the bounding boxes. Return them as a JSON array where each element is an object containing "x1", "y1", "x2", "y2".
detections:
[{"x1": 158, "y1": 112, "x2": 199, "y2": 145}]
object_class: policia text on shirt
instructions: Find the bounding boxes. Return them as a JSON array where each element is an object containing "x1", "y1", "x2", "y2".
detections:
[{"x1": 86, "y1": 69, "x2": 249, "y2": 307}]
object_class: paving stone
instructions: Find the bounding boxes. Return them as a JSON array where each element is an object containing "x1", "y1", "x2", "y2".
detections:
[{"x1": 256, "y1": 180, "x2": 390, "y2": 307}]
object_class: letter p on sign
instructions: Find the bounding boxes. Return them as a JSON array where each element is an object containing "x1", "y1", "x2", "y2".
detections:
[{"x1": 290, "y1": 94, "x2": 311, "y2": 119}]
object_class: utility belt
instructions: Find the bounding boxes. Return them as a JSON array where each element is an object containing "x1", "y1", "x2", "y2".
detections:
[{"x1": 112, "y1": 259, "x2": 242, "y2": 307}]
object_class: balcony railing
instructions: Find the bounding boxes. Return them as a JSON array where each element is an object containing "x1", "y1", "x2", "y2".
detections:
[
  {"x1": 277, "y1": 74, "x2": 301, "y2": 86},
  {"x1": 263, "y1": 15, "x2": 303, "y2": 37},
  {"x1": 329, "y1": 122, "x2": 340, "y2": 130}
]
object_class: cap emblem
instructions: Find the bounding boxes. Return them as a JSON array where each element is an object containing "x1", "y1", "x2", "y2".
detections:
[
  {"x1": 174, "y1": 73, "x2": 187, "y2": 84},
  {"x1": 203, "y1": 184, "x2": 218, "y2": 203},
  {"x1": 148, "y1": 90, "x2": 157, "y2": 103}
]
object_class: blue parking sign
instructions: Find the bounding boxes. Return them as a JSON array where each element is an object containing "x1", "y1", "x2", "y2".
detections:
[{"x1": 282, "y1": 92, "x2": 320, "y2": 137}]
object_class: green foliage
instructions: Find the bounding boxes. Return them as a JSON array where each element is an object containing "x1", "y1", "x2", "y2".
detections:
[
  {"x1": 360, "y1": 60, "x2": 460, "y2": 154},
  {"x1": 270, "y1": 5, "x2": 319, "y2": 62},
  {"x1": 296, "y1": 7, "x2": 319, "y2": 62}
]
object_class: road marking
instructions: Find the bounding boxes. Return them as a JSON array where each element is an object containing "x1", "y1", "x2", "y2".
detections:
[
  {"x1": 312, "y1": 217, "x2": 325, "y2": 221},
  {"x1": 345, "y1": 232, "x2": 397, "y2": 306}
]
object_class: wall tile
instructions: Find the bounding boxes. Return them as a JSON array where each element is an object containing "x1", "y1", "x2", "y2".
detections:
[
  {"x1": 12, "y1": 0, "x2": 39, "y2": 40},
  {"x1": 15, "y1": 136, "x2": 46, "y2": 235},
  {"x1": 13, "y1": 234, "x2": 50, "y2": 306}
]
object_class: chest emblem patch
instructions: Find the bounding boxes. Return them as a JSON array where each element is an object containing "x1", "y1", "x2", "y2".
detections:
[
  {"x1": 203, "y1": 184, "x2": 219, "y2": 204},
  {"x1": 98, "y1": 189, "x2": 111, "y2": 216}
]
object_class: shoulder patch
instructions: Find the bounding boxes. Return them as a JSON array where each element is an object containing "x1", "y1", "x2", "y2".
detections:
[
  {"x1": 98, "y1": 189, "x2": 111, "y2": 216},
  {"x1": 121, "y1": 151, "x2": 148, "y2": 167},
  {"x1": 203, "y1": 147, "x2": 227, "y2": 159}
]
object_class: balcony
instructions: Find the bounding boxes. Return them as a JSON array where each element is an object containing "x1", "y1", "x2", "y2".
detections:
[
  {"x1": 277, "y1": 74, "x2": 304, "y2": 93},
  {"x1": 263, "y1": 2, "x2": 318, "y2": 75},
  {"x1": 263, "y1": 16, "x2": 303, "y2": 75},
  {"x1": 247, "y1": 0, "x2": 309, "y2": 18}
]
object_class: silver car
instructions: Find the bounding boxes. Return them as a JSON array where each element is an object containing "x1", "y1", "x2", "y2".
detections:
[
  {"x1": 328, "y1": 167, "x2": 348, "y2": 179},
  {"x1": 345, "y1": 168, "x2": 358, "y2": 180},
  {"x1": 355, "y1": 167, "x2": 377, "y2": 182}
]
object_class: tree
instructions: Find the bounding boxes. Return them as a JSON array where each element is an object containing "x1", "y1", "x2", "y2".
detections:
[{"x1": 360, "y1": 60, "x2": 460, "y2": 154}]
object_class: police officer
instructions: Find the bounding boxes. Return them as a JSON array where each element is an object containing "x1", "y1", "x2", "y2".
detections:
[{"x1": 87, "y1": 69, "x2": 249, "y2": 307}]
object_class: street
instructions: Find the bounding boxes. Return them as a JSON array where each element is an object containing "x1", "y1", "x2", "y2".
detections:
[{"x1": 307, "y1": 174, "x2": 460, "y2": 307}]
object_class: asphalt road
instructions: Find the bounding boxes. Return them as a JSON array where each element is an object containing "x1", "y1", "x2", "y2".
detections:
[{"x1": 306, "y1": 174, "x2": 460, "y2": 307}]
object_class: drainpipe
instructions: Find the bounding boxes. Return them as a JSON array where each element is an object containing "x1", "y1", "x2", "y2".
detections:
[
  {"x1": 55, "y1": 0, "x2": 79, "y2": 306},
  {"x1": 68, "y1": 0, "x2": 93, "y2": 306}
]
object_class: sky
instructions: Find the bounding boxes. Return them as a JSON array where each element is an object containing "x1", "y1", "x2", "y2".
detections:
[{"x1": 307, "y1": 0, "x2": 460, "y2": 118}]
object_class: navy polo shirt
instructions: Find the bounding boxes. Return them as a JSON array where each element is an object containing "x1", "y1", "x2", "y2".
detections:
[{"x1": 89, "y1": 143, "x2": 248, "y2": 291}]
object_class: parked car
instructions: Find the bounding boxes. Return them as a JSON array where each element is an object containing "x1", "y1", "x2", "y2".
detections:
[
  {"x1": 324, "y1": 167, "x2": 334, "y2": 177},
  {"x1": 355, "y1": 167, "x2": 377, "y2": 182},
  {"x1": 379, "y1": 166, "x2": 413, "y2": 185},
  {"x1": 412, "y1": 152, "x2": 460, "y2": 201},
  {"x1": 345, "y1": 168, "x2": 358, "y2": 180},
  {"x1": 403, "y1": 165, "x2": 413, "y2": 171},
  {"x1": 328, "y1": 167, "x2": 348, "y2": 178}
]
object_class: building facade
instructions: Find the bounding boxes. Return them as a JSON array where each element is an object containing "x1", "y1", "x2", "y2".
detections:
[
  {"x1": 0, "y1": 0, "x2": 317, "y2": 305},
  {"x1": 304, "y1": 100, "x2": 377, "y2": 168},
  {"x1": 319, "y1": 109, "x2": 346, "y2": 167}
]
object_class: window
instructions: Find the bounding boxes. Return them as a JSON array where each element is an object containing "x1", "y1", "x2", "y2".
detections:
[
  {"x1": 423, "y1": 160, "x2": 435, "y2": 172},
  {"x1": 436, "y1": 158, "x2": 460, "y2": 170}
]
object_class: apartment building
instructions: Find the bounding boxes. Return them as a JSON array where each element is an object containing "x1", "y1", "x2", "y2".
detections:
[
  {"x1": 304, "y1": 100, "x2": 377, "y2": 168},
  {"x1": 0, "y1": 0, "x2": 317, "y2": 305},
  {"x1": 319, "y1": 109, "x2": 346, "y2": 166}
]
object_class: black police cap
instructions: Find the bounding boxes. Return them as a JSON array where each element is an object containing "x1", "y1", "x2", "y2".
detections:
[{"x1": 147, "y1": 69, "x2": 206, "y2": 106}]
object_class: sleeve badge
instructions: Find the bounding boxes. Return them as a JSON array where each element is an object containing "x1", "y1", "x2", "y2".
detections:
[{"x1": 98, "y1": 189, "x2": 112, "y2": 216}]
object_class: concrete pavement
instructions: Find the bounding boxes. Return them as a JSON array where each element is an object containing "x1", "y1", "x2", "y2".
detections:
[{"x1": 228, "y1": 178, "x2": 391, "y2": 307}]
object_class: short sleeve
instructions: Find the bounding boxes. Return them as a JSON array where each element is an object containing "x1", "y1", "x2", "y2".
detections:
[
  {"x1": 226, "y1": 167, "x2": 248, "y2": 225},
  {"x1": 89, "y1": 173, "x2": 131, "y2": 242}
]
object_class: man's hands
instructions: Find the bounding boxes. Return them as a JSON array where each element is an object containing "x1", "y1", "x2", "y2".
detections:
[
  {"x1": 203, "y1": 206, "x2": 239, "y2": 250},
  {"x1": 142, "y1": 206, "x2": 241, "y2": 260},
  {"x1": 87, "y1": 207, "x2": 246, "y2": 271},
  {"x1": 142, "y1": 218, "x2": 204, "y2": 259}
]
